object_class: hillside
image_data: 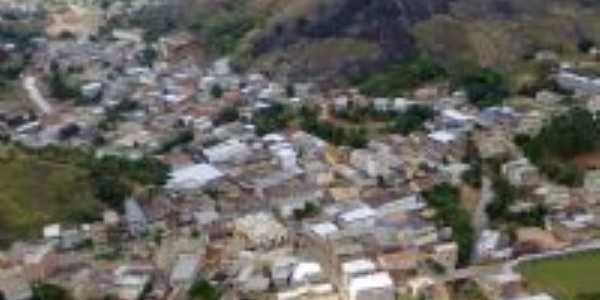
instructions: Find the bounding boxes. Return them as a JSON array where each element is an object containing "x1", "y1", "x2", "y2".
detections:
[
  {"x1": 0, "y1": 147, "x2": 101, "y2": 246},
  {"x1": 167, "y1": 0, "x2": 600, "y2": 84}
]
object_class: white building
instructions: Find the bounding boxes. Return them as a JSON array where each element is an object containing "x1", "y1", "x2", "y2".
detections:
[
  {"x1": 502, "y1": 158, "x2": 540, "y2": 187},
  {"x1": 291, "y1": 262, "x2": 324, "y2": 285},
  {"x1": 348, "y1": 272, "x2": 395, "y2": 300},
  {"x1": 341, "y1": 259, "x2": 377, "y2": 287},
  {"x1": 307, "y1": 222, "x2": 339, "y2": 239},
  {"x1": 114, "y1": 265, "x2": 153, "y2": 300},
  {"x1": 476, "y1": 230, "x2": 501, "y2": 259},
  {"x1": 166, "y1": 164, "x2": 224, "y2": 190},
  {"x1": 203, "y1": 139, "x2": 251, "y2": 164}
]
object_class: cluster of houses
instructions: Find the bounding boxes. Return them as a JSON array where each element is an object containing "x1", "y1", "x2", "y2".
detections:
[{"x1": 3, "y1": 1, "x2": 600, "y2": 300}]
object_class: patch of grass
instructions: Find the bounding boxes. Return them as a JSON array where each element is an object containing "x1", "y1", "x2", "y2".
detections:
[
  {"x1": 519, "y1": 251, "x2": 600, "y2": 300},
  {"x1": 0, "y1": 147, "x2": 101, "y2": 246}
]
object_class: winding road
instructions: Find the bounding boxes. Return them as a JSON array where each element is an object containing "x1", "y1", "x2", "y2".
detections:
[{"x1": 22, "y1": 76, "x2": 53, "y2": 115}]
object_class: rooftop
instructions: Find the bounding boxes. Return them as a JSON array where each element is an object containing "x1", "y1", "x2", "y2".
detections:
[
  {"x1": 348, "y1": 272, "x2": 393, "y2": 299},
  {"x1": 167, "y1": 163, "x2": 224, "y2": 190}
]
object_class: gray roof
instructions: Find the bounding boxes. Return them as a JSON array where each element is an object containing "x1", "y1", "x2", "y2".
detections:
[{"x1": 170, "y1": 254, "x2": 201, "y2": 285}]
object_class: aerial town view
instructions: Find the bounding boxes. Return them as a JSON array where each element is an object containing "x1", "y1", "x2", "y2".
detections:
[{"x1": 1, "y1": 0, "x2": 600, "y2": 300}]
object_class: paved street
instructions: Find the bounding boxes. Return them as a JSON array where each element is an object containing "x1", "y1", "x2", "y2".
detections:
[{"x1": 22, "y1": 76, "x2": 53, "y2": 115}]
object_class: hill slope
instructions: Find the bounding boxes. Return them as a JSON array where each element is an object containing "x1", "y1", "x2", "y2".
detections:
[
  {"x1": 0, "y1": 147, "x2": 101, "y2": 246},
  {"x1": 174, "y1": 0, "x2": 600, "y2": 84}
]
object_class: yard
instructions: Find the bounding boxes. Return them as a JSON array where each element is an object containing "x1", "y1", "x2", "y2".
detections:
[{"x1": 518, "y1": 251, "x2": 600, "y2": 300}]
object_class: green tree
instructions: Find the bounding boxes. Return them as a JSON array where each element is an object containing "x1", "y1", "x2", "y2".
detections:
[
  {"x1": 392, "y1": 105, "x2": 435, "y2": 135},
  {"x1": 210, "y1": 84, "x2": 224, "y2": 99},
  {"x1": 359, "y1": 56, "x2": 447, "y2": 97},
  {"x1": 49, "y1": 63, "x2": 81, "y2": 101},
  {"x1": 189, "y1": 280, "x2": 219, "y2": 300},
  {"x1": 32, "y1": 283, "x2": 73, "y2": 300},
  {"x1": 459, "y1": 68, "x2": 509, "y2": 107},
  {"x1": 214, "y1": 106, "x2": 239, "y2": 125},
  {"x1": 423, "y1": 184, "x2": 474, "y2": 266},
  {"x1": 139, "y1": 47, "x2": 158, "y2": 68},
  {"x1": 286, "y1": 84, "x2": 296, "y2": 98}
]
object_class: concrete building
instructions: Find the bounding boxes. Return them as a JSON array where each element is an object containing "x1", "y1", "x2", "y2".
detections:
[
  {"x1": 234, "y1": 212, "x2": 288, "y2": 248},
  {"x1": 170, "y1": 254, "x2": 201, "y2": 287},
  {"x1": 124, "y1": 198, "x2": 148, "y2": 237},
  {"x1": 348, "y1": 272, "x2": 395, "y2": 300},
  {"x1": 502, "y1": 158, "x2": 540, "y2": 187},
  {"x1": 0, "y1": 268, "x2": 32, "y2": 300},
  {"x1": 114, "y1": 265, "x2": 153, "y2": 300},
  {"x1": 203, "y1": 139, "x2": 251, "y2": 164},
  {"x1": 166, "y1": 163, "x2": 224, "y2": 190}
]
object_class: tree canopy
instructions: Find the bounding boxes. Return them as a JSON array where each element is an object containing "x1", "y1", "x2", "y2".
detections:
[
  {"x1": 359, "y1": 56, "x2": 447, "y2": 97},
  {"x1": 459, "y1": 68, "x2": 509, "y2": 107},
  {"x1": 423, "y1": 184, "x2": 474, "y2": 266}
]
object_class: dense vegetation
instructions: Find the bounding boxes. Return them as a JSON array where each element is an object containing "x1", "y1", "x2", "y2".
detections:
[
  {"x1": 188, "y1": 2, "x2": 256, "y2": 54},
  {"x1": 358, "y1": 56, "x2": 447, "y2": 97},
  {"x1": 293, "y1": 202, "x2": 321, "y2": 221},
  {"x1": 49, "y1": 62, "x2": 82, "y2": 101},
  {"x1": 252, "y1": 103, "x2": 293, "y2": 136},
  {"x1": 333, "y1": 103, "x2": 436, "y2": 136},
  {"x1": 299, "y1": 105, "x2": 368, "y2": 148},
  {"x1": 214, "y1": 106, "x2": 240, "y2": 126},
  {"x1": 0, "y1": 23, "x2": 41, "y2": 95},
  {"x1": 461, "y1": 134, "x2": 483, "y2": 188},
  {"x1": 423, "y1": 184, "x2": 474, "y2": 266},
  {"x1": 458, "y1": 68, "x2": 509, "y2": 107},
  {"x1": 189, "y1": 280, "x2": 220, "y2": 300},
  {"x1": 392, "y1": 105, "x2": 436, "y2": 135},
  {"x1": 155, "y1": 130, "x2": 194, "y2": 154},
  {"x1": 253, "y1": 103, "x2": 368, "y2": 148},
  {"x1": 31, "y1": 283, "x2": 74, "y2": 300},
  {"x1": 486, "y1": 176, "x2": 547, "y2": 228},
  {"x1": 516, "y1": 108, "x2": 597, "y2": 186}
]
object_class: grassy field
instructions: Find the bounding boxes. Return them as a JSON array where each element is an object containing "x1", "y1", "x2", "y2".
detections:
[
  {"x1": 519, "y1": 251, "x2": 600, "y2": 300},
  {"x1": 0, "y1": 147, "x2": 101, "y2": 246}
]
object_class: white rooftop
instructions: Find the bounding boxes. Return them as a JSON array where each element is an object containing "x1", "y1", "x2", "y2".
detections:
[
  {"x1": 514, "y1": 294, "x2": 556, "y2": 300},
  {"x1": 43, "y1": 224, "x2": 61, "y2": 239},
  {"x1": 291, "y1": 262, "x2": 322, "y2": 283},
  {"x1": 443, "y1": 109, "x2": 476, "y2": 121},
  {"x1": 308, "y1": 222, "x2": 339, "y2": 238},
  {"x1": 338, "y1": 207, "x2": 376, "y2": 223},
  {"x1": 167, "y1": 164, "x2": 224, "y2": 190},
  {"x1": 348, "y1": 272, "x2": 393, "y2": 300},
  {"x1": 341, "y1": 259, "x2": 376, "y2": 275},
  {"x1": 428, "y1": 131, "x2": 457, "y2": 144},
  {"x1": 263, "y1": 133, "x2": 286, "y2": 143}
]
